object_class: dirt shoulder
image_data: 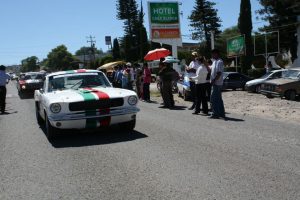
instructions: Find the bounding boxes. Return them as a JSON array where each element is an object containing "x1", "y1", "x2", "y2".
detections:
[{"x1": 150, "y1": 84, "x2": 300, "y2": 125}]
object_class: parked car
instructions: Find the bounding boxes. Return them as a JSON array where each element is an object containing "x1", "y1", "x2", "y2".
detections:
[
  {"x1": 177, "y1": 73, "x2": 191, "y2": 100},
  {"x1": 245, "y1": 69, "x2": 286, "y2": 93},
  {"x1": 223, "y1": 72, "x2": 252, "y2": 90},
  {"x1": 17, "y1": 72, "x2": 45, "y2": 94},
  {"x1": 34, "y1": 69, "x2": 140, "y2": 139},
  {"x1": 260, "y1": 69, "x2": 300, "y2": 101}
]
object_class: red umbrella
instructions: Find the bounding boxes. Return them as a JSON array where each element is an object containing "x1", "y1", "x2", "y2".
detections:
[{"x1": 144, "y1": 48, "x2": 171, "y2": 61}]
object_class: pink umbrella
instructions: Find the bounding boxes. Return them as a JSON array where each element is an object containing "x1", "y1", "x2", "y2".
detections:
[{"x1": 144, "y1": 48, "x2": 171, "y2": 61}]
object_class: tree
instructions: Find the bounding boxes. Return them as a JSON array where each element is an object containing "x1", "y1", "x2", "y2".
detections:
[
  {"x1": 112, "y1": 38, "x2": 121, "y2": 60},
  {"x1": 117, "y1": 0, "x2": 140, "y2": 61},
  {"x1": 20, "y1": 56, "x2": 39, "y2": 72},
  {"x1": 75, "y1": 46, "x2": 103, "y2": 56},
  {"x1": 137, "y1": 1, "x2": 149, "y2": 61},
  {"x1": 46, "y1": 45, "x2": 77, "y2": 71},
  {"x1": 189, "y1": 0, "x2": 221, "y2": 55},
  {"x1": 238, "y1": 0, "x2": 253, "y2": 73},
  {"x1": 257, "y1": 0, "x2": 298, "y2": 61}
]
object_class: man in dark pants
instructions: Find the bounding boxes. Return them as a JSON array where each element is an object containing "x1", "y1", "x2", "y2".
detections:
[
  {"x1": 0, "y1": 65, "x2": 10, "y2": 114},
  {"x1": 209, "y1": 49, "x2": 225, "y2": 119}
]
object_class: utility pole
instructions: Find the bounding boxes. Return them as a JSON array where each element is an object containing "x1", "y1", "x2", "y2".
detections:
[{"x1": 87, "y1": 35, "x2": 96, "y2": 67}]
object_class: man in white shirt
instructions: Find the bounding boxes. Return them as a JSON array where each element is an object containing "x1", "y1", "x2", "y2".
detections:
[
  {"x1": 186, "y1": 52, "x2": 200, "y2": 110},
  {"x1": 190, "y1": 57, "x2": 208, "y2": 114},
  {"x1": 209, "y1": 49, "x2": 225, "y2": 119}
]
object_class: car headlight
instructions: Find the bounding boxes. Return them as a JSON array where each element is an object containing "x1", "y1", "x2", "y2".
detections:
[
  {"x1": 128, "y1": 96, "x2": 138, "y2": 106},
  {"x1": 50, "y1": 103, "x2": 61, "y2": 113}
]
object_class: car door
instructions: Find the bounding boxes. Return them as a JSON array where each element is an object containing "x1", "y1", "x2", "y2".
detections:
[{"x1": 224, "y1": 74, "x2": 240, "y2": 89}]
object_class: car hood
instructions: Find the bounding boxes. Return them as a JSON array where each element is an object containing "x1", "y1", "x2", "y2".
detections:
[
  {"x1": 246, "y1": 78, "x2": 265, "y2": 86},
  {"x1": 263, "y1": 78, "x2": 298, "y2": 85},
  {"x1": 45, "y1": 87, "x2": 137, "y2": 103}
]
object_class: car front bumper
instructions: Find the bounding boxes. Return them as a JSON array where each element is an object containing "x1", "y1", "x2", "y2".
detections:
[
  {"x1": 245, "y1": 85, "x2": 255, "y2": 92},
  {"x1": 260, "y1": 90, "x2": 282, "y2": 97},
  {"x1": 48, "y1": 107, "x2": 139, "y2": 129}
]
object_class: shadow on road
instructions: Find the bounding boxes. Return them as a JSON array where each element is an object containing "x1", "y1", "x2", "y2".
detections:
[
  {"x1": 225, "y1": 116, "x2": 245, "y2": 122},
  {"x1": 42, "y1": 127, "x2": 148, "y2": 148}
]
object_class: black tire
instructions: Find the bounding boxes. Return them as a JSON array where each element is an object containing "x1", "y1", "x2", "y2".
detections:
[
  {"x1": 285, "y1": 90, "x2": 296, "y2": 101},
  {"x1": 255, "y1": 85, "x2": 261, "y2": 93},
  {"x1": 266, "y1": 94, "x2": 273, "y2": 99},
  {"x1": 45, "y1": 113, "x2": 57, "y2": 139},
  {"x1": 119, "y1": 119, "x2": 136, "y2": 131},
  {"x1": 35, "y1": 103, "x2": 43, "y2": 125},
  {"x1": 232, "y1": 88, "x2": 236, "y2": 91}
]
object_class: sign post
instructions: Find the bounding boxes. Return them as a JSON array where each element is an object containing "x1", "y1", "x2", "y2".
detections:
[
  {"x1": 148, "y1": 1, "x2": 182, "y2": 72},
  {"x1": 227, "y1": 35, "x2": 246, "y2": 72}
]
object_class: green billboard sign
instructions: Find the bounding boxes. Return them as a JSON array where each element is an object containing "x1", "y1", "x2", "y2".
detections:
[
  {"x1": 149, "y1": 2, "x2": 179, "y2": 24},
  {"x1": 227, "y1": 36, "x2": 245, "y2": 57}
]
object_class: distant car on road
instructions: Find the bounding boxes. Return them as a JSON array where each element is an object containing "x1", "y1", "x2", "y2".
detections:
[
  {"x1": 34, "y1": 69, "x2": 140, "y2": 139},
  {"x1": 17, "y1": 72, "x2": 45, "y2": 95},
  {"x1": 223, "y1": 72, "x2": 252, "y2": 90},
  {"x1": 261, "y1": 69, "x2": 300, "y2": 101},
  {"x1": 245, "y1": 69, "x2": 286, "y2": 93}
]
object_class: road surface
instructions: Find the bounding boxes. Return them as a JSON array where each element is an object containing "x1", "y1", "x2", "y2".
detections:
[{"x1": 1, "y1": 82, "x2": 299, "y2": 200}]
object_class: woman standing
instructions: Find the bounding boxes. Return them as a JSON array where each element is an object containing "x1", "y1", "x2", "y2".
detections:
[
  {"x1": 142, "y1": 63, "x2": 151, "y2": 102},
  {"x1": 190, "y1": 57, "x2": 208, "y2": 115}
]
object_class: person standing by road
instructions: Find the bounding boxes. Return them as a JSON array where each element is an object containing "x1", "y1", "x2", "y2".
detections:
[
  {"x1": 210, "y1": 49, "x2": 225, "y2": 119},
  {"x1": 190, "y1": 57, "x2": 208, "y2": 115},
  {"x1": 0, "y1": 65, "x2": 10, "y2": 114},
  {"x1": 142, "y1": 62, "x2": 151, "y2": 102},
  {"x1": 186, "y1": 52, "x2": 200, "y2": 110},
  {"x1": 158, "y1": 62, "x2": 176, "y2": 108}
]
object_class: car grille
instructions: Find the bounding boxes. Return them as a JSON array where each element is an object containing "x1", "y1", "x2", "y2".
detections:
[
  {"x1": 263, "y1": 84, "x2": 275, "y2": 92},
  {"x1": 69, "y1": 98, "x2": 124, "y2": 111}
]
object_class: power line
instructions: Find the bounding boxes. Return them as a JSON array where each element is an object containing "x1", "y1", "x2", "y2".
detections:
[{"x1": 86, "y1": 35, "x2": 96, "y2": 66}]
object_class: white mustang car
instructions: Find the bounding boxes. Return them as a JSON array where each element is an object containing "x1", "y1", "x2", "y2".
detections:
[{"x1": 34, "y1": 69, "x2": 139, "y2": 139}]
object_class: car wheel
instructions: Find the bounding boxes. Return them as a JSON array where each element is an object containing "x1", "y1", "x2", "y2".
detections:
[
  {"x1": 266, "y1": 94, "x2": 273, "y2": 99},
  {"x1": 35, "y1": 103, "x2": 43, "y2": 125},
  {"x1": 119, "y1": 119, "x2": 136, "y2": 131},
  {"x1": 285, "y1": 90, "x2": 296, "y2": 101},
  {"x1": 232, "y1": 88, "x2": 236, "y2": 91},
  {"x1": 255, "y1": 85, "x2": 261, "y2": 93},
  {"x1": 45, "y1": 113, "x2": 57, "y2": 139}
]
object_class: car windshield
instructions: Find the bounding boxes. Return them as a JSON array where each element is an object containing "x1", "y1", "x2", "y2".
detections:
[
  {"x1": 282, "y1": 70, "x2": 300, "y2": 80},
  {"x1": 22, "y1": 73, "x2": 44, "y2": 80},
  {"x1": 48, "y1": 72, "x2": 111, "y2": 92}
]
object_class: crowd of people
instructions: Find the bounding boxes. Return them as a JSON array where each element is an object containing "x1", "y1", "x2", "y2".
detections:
[
  {"x1": 104, "y1": 48, "x2": 226, "y2": 119},
  {"x1": 107, "y1": 62, "x2": 152, "y2": 103},
  {"x1": 185, "y1": 49, "x2": 225, "y2": 119}
]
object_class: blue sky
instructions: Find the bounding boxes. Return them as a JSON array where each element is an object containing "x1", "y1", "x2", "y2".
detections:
[{"x1": 0, "y1": 0, "x2": 265, "y2": 65}]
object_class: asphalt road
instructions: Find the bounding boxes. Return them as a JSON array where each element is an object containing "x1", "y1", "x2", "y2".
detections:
[{"x1": 1, "y1": 82, "x2": 299, "y2": 200}]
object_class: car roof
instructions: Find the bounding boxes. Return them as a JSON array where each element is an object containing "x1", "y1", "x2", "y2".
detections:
[{"x1": 47, "y1": 69, "x2": 101, "y2": 77}]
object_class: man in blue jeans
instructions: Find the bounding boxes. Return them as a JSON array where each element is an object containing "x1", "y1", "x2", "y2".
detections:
[{"x1": 209, "y1": 49, "x2": 225, "y2": 119}]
